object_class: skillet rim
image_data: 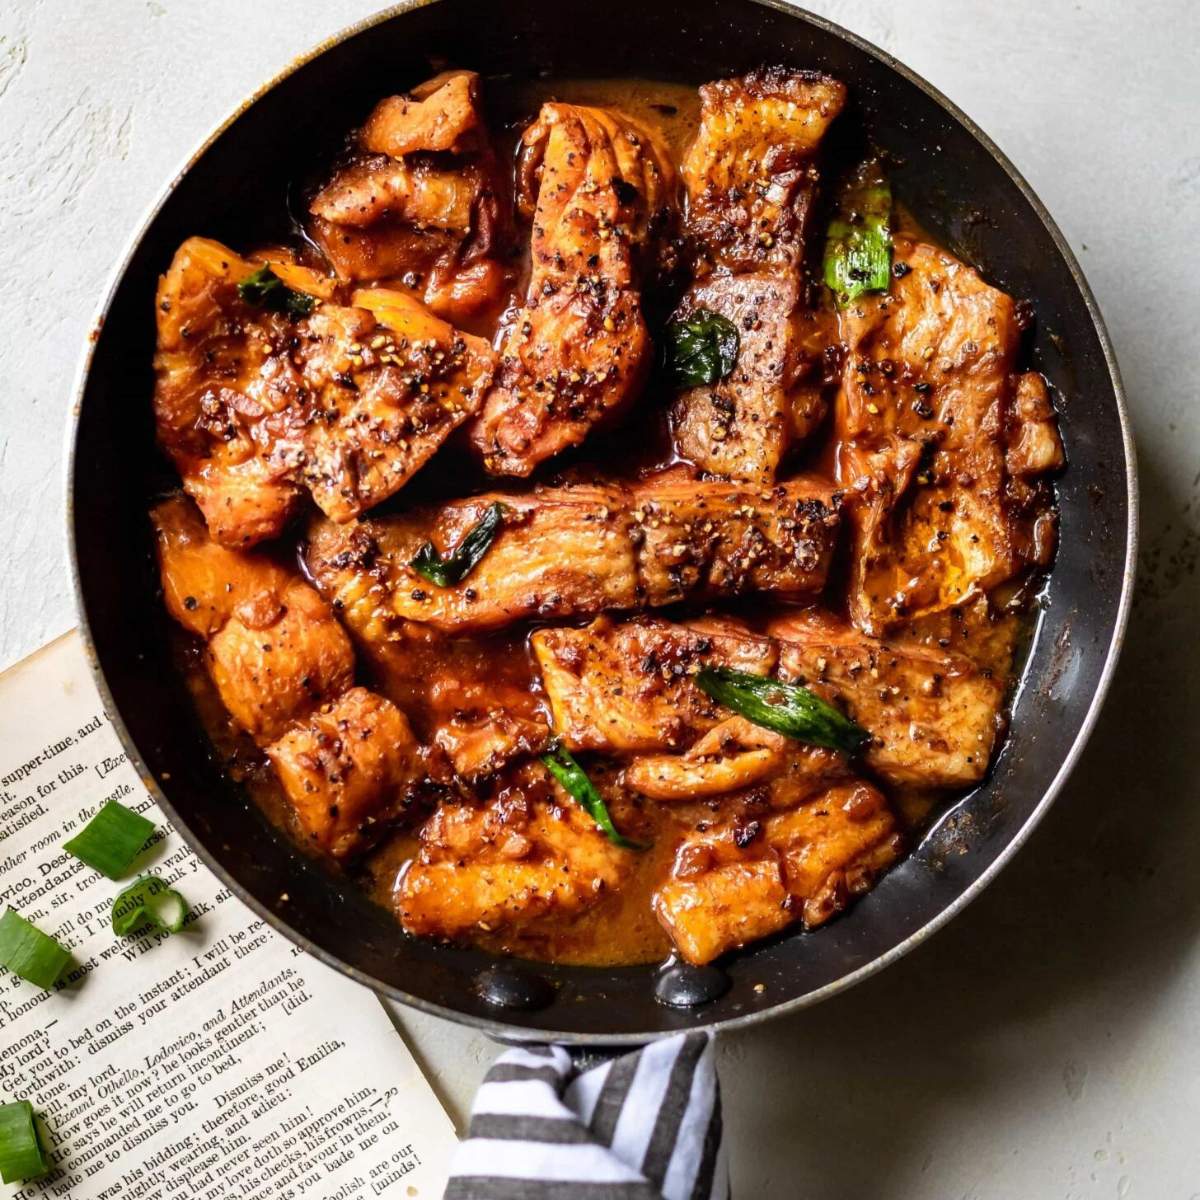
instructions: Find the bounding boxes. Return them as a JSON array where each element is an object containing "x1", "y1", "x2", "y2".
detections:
[{"x1": 64, "y1": 0, "x2": 1138, "y2": 1045}]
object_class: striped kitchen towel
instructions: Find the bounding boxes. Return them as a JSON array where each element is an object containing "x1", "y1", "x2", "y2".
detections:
[{"x1": 444, "y1": 1032, "x2": 727, "y2": 1200}]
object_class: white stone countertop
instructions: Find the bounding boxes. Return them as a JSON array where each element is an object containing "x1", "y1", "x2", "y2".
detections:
[{"x1": 1, "y1": 1, "x2": 1197, "y2": 1196}]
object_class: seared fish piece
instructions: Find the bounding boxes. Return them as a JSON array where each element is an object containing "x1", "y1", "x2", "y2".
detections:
[
  {"x1": 265, "y1": 687, "x2": 424, "y2": 857},
  {"x1": 359, "y1": 69, "x2": 485, "y2": 156},
  {"x1": 151, "y1": 492, "x2": 295, "y2": 639},
  {"x1": 152, "y1": 496, "x2": 354, "y2": 743},
  {"x1": 532, "y1": 616, "x2": 777, "y2": 754},
  {"x1": 427, "y1": 673, "x2": 550, "y2": 783},
  {"x1": 312, "y1": 160, "x2": 480, "y2": 233},
  {"x1": 835, "y1": 236, "x2": 1063, "y2": 634},
  {"x1": 470, "y1": 103, "x2": 678, "y2": 475},
  {"x1": 624, "y1": 715, "x2": 847, "y2": 803},
  {"x1": 397, "y1": 763, "x2": 634, "y2": 943},
  {"x1": 769, "y1": 609, "x2": 1006, "y2": 790},
  {"x1": 303, "y1": 473, "x2": 838, "y2": 635},
  {"x1": 153, "y1": 239, "x2": 332, "y2": 546},
  {"x1": 152, "y1": 496, "x2": 425, "y2": 856},
  {"x1": 309, "y1": 70, "x2": 510, "y2": 323},
  {"x1": 683, "y1": 68, "x2": 847, "y2": 275},
  {"x1": 313, "y1": 288, "x2": 494, "y2": 522},
  {"x1": 673, "y1": 69, "x2": 846, "y2": 482},
  {"x1": 153, "y1": 238, "x2": 494, "y2": 546},
  {"x1": 305, "y1": 482, "x2": 636, "y2": 636},
  {"x1": 205, "y1": 580, "x2": 355, "y2": 746},
  {"x1": 631, "y1": 471, "x2": 838, "y2": 606},
  {"x1": 653, "y1": 780, "x2": 902, "y2": 964},
  {"x1": 534, "y1": 604, "x2": 1006, "y2": 793}
]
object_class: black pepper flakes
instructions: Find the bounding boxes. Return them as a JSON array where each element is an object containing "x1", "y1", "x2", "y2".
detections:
[{"x1": 733, "y1": 819, "x2": 762, "y2": 849}]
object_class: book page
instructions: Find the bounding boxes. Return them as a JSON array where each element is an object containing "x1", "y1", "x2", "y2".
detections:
[{"x1": 0, "y1": 632, "x2": 457, "y2": 1200}]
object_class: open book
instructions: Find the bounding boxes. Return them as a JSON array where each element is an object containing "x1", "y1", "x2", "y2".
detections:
[{"x1": 0, "y1": 633, "x2": 457, "y2": 1199}]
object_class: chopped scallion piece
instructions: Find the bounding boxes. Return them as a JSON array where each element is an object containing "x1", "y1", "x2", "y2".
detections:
[
  {"x1": 542, "y1": 744, "x2": 646, "y2": 850},
  {"x1": 823, "y1": 161, "x2": 893, "y2": 306},
  {"x1": 410, "y1": 502, "x2": 507, "y2": 588},
  {"x1": 0, "y1": 910, "x2": 70, "y2": 990},
  {"x1": 112, "y1": 877, "x2": 189, "y2": 937},
  {"x1": 0, "y1": 1101, "x2": 49, "y2": 1184},
  {"x1": 63, "y1": 799, "x2": 155, "y2": 880},
  {"x1": 664, "y1": 308, "x2": 740, "y2": 388},
  {"x1": 696, "y1": 666, "x2": 869, "y2": 755},
  {"x1": 237, "y1": 264, "x2": 317, "y2": 318}
]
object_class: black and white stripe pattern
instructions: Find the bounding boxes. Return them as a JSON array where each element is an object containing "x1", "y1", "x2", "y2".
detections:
[{"x1": 444, "y1": 1033, "x2": 726, "y2": 1200}]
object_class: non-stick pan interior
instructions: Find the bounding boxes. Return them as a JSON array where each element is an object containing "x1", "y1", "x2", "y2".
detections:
[{"x1": 70, "y1": 0, "x2": 1132, "y2": 1041}]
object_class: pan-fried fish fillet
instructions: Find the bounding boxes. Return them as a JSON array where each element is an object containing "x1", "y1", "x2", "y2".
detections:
[
  {"x1": 152, "y1": 495, "x2": 425, "y2": 855},
  {"x1": 315, "y1": 287, "x2": 495, "y2": 521},
  {"x1": 532, "y1": 616, "x2": 776, "y2": 754},
  {"x1": 770, "y1": 610, "x2": 1005, "y2": 789},
  {"x1": 152, "y1": 239, "x2": 333, "y2": 546},
  {"x1": 360, "y1": 70, "x2": 483, "y2": 156},
  {"x1": 672, "y1": 277, "x2": 829, "y2": 484},
  {"x1": 305, "y1": 483, "x2": 635, "y2": 637},
  {"x1": 152, "y1": 496, "x2": 354, "y2": 743},
  {"x1": 265, "y1": 687, "x2": 425, "y2": 856},
  {"x1": 470, "y1": 103, "x2": 678, "y2": 475},
  {"x1": 653, "y1": 780, "x2": 901, "y2": 964},
  {"x1": 312, "y1": 159, "x2": 479, "y2": 233},
  {"x1": 205, "y1": 579, "x2": 355, "y2": 745},
  {"x1": 303, "y1": 473, "x2": 838, "y2": 635},
  {"x1": 673, "y1": 69, "x2": 846, "y2": 482},
  {"x1": 536, "y1": 607, "x2": 1003, "y2": 793},
  {"x1": 682, "y1": 68, "x2": 847, "y2": 275},
  {"x1": 835, "y1": 236, "x2": 1062, "y2": 634},
  {"x1": 631, "y1": 471, "x2": 838, "y2": 606},
  {"x1": 309, "y1": 70, "x2": 510, "y2": 322},
  {"x1": 423, "y1": 655, "x2": 551, "y2": 782},
  {"x1": 150, "y1": 492, "x2": 295, "y2": 639},
  {"x1": 153, "y1": 238, "x2": 494, "y2": 546},
  {"x1": 623, "y1": 715, "x2": 847, "y2": 802},
  {"x1": 397, "y1": 764, "x2": 635, "y2": 942}
]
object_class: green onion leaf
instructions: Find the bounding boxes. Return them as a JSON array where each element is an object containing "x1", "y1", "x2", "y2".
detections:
[
  {"x1": 112, "y1": 877, "x2": 189, "y2": 937},
  {"x1": 823, "y1": 162, "x2": 893, "y2": 307},
  {"x1": 542, "y1": 744, "x2": 646, "y2": 850},
  {"x1": 237, "y1": 265, "x2": 318, "y2": 319},
  {"x1": 63, "y1": 799, "x2": 155, "y2": 880},
  {"x1": 0, "y1": 910, "x2": 70, "y2": 990},
  {"x1": 696, "y1": 666, "x2": 869, "y2": 755},
  {"x1": 665, "y1": 308, "x2": 740, "y2": 388},
  {"x1": 0, "y1": 1101, "x2": 50, "y2": 1184},
  {"x1": 410, "y1": 502, "x2": 507, "y2": 588}
]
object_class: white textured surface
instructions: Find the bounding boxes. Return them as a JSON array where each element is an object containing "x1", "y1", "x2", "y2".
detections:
[{"x1": 1, "y1": 2, "x2": 1197, "y2": 1196}]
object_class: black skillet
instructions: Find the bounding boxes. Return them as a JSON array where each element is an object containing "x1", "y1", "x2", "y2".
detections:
[{"x1": 67, "y1": 0, "x2": 1137, "y2": 1044}]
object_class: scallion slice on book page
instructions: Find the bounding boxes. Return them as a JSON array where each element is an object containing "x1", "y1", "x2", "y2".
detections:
[
  {"x1": 112, "y1": 876, "x2": 189, "y2": 937},
  {"x1": 0, "y1": 1101, "x2": 50, "y2": 1184},
  {"x1": 0, "y1": 909, "x2": 71, "y2": 990},
  {"x1": 63, "y1": 798, "x2": 155, "y2": 879}
]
